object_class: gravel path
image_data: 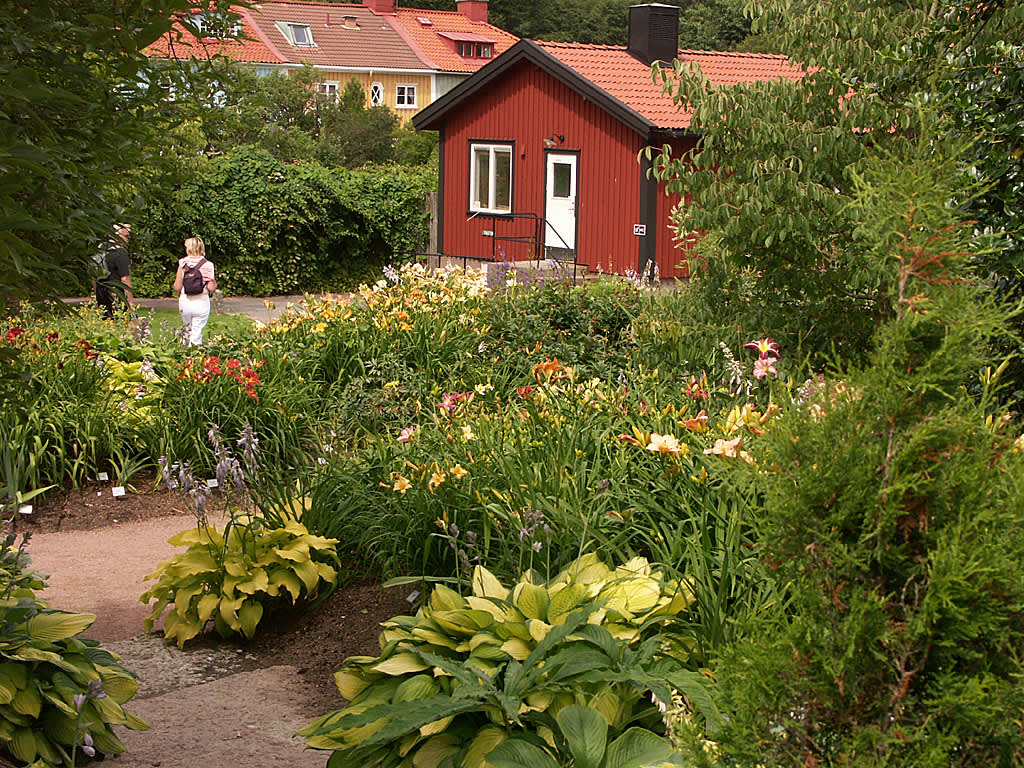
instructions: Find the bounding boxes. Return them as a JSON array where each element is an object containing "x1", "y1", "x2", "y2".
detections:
[{"x1": 28, "y1": 514, "x2": 328, "y2": 768}]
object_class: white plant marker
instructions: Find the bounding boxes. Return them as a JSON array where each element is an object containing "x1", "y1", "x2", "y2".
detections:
[
  {"x1": 207, "y1": 479, "x2": 219, "y2": 489},
  {"x1": 406, "y1": 590, "x2": 420, "y2": 604},
  {"x1": 97, "y1": 472, "x2": 109, "y2": 482},
  {"x1": 17, "y1": 505, "x2": 32, "y2": 516},
  {"x1": 112, "y1": 486, "x2": 126, "y2": 498}
]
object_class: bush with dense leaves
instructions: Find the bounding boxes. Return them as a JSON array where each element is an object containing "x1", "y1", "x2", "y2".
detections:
[{"x1": 133, "y1": 148, "x2": 435, "y2": 296}]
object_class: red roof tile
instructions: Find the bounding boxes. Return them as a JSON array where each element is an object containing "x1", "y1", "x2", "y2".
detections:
[
  {"x1": 537, "y1": 41, "x2": 806, "y2": 129},
  {"x1": 248, "y1": 1, "x2": 429, "y2": 70},
  {"x1": 145, "y1": 9, "x2": 283, "y2": 64},
  {"x1": 147, "y1": 2, "x2": 433, "y2": 72},
  {"x1": 391, "y1": 9, "x2": 518, "y2": 74}
]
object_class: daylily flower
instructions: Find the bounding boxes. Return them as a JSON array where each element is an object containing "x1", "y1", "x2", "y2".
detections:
[
  {"x1": 532, "y1": 357, "x2": 567, "y2": 383},
  {"x1": 617, "y1": 433, "x2": 644, "y2": 448},
  {"x1": 450, "y1": 464, "x2": 468, "y2": 480},
  {"x1": 646, "y1": 433, "x2": 683, "y2": 453},
  {"x1": 397, "y1": 426, "x2": 416, "y2": 444},
  {"x1": 704, "y1": 436, "x2": 743, "y2": 458},
  {"x1": 680, "y1": 409, "x2": 709, "y2": 432},
  {"x1": 753, "y1": 356, "x2": 779, "y2": 380},
  {"x1": 744, "y1": 337, "x2": 781, "y2": 359},
  {"x1": 461, "y1": 425, "x2": 476, "y2": 441},
  {"x1": 428, "y1": 470, "x2": 447, "y2": 492},
  {"x1": 685, "y1": 374, "x2": 709, "y2": 400},
  {"x1": 392, "y1": 474, "x2": 411, "y2": 494}
]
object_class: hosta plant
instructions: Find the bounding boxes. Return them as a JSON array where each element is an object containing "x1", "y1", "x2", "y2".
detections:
[
  {"x1": 0, "y1": 529, "x2": 147, "y2": 766},
  {"x1": 141, "y1": 515, "x2": 339, "y2": 647},
  {"x1": 299, "y1": 553, "x2": 720, "y2": 768}
]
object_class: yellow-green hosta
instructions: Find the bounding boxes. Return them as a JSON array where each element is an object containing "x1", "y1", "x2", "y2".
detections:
[
  {"x1": 300, "y1": 554, "x2": 715, "y2": 768},
  {"x1": 141, "y1": 517, "x2": 339, "y2": 648},
  {"x1": 0, "y1": 600, "x2": 148, "y2": 766}
]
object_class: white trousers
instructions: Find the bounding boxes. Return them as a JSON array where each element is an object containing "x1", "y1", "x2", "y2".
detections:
[{"x1": 179, "y1": 292, "x2": 211, "y2": 346}]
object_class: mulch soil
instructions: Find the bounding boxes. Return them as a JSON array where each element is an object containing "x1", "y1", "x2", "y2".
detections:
[{"x1": 14, "y1": 477, "x2": 412, "y2": 714}]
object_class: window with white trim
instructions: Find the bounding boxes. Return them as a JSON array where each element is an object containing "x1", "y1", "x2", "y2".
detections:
[
  {"x1": 469, "y1": 143, "x2": 513, "y2": 214},
  {"x1": 192, "y1": 11, "x2": 241, "y2": 38},
  {"x1": 395, "y1": 84, "x2": 417, "y2": 108},
  {"x1": 275, "y1": 21, "x2": 315, "y2": 47},
  {"x1": 370, "y1": 82, "x2": 384, "y2": 107},
  {"x1": 316, "y1": 81, "x2": 340, "y2": 102}
]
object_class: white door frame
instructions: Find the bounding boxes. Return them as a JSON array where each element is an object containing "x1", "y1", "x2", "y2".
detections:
[{"x1": 543, "y1": 151, "x2": 578, "y2": 254}]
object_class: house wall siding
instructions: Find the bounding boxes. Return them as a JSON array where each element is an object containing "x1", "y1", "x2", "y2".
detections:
[
  {"x1": 654, "y1": 136, "x2": 696, "y2": 279},
  {"x1": 440, "y1": 60, "x2": 648, "y2": 275}
]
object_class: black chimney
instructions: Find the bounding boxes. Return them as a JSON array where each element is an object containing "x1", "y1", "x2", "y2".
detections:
[{"x1": 627, "y1": 3, "x2": 680, "y2": 66}]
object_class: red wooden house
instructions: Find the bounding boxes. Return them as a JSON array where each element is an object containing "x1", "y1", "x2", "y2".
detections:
[{"x1": 413, "y1": 3, "x2": 805, "y2": 279}]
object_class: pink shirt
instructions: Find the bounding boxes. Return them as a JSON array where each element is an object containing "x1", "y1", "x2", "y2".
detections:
[{"x1": 178, "y1": 256, "x2": 216, "y2": 294}]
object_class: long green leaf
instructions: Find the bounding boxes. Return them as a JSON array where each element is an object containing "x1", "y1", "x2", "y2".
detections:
[
  {"x1": 605, "y1": 728, "x2": 675, "y2": 768},
  {"x1": 486, "y1": 737, "x2": 560, "y2": 768},
  {"x1": 556, "y1": 705, "x2": 607, "y2": 768}
]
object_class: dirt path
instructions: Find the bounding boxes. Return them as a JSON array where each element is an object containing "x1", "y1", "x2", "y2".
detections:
[{"x1": 23, "y1": 492, "x2": 409, "y2": 768}]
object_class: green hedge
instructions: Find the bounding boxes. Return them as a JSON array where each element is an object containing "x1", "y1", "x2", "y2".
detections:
[{"x1": 133, "y1": 147, "x2": 436, "y2": 296}]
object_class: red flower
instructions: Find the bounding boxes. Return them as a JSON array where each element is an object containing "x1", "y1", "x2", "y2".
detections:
[
  {"x1": 46, "y1": 331, "x2": 59, "y2": 343},
  {"x1": 76, "y1": 340, "x2": 98, "y2": 359},
  {"x1": 6, "y1": 326, "x2": 24, "y2": 344}
]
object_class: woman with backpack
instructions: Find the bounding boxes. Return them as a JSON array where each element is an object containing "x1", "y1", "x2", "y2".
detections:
[{"x1": 174, "y1": 236, "x2": 217, "y2": 346}]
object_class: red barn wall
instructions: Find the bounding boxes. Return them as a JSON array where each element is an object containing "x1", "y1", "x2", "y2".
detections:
[
  {"x1": 440, "y1": 60, "x2": 648, "y2": 276},
  {"x1": 654, "y1": 136, "x2": 697, "y2": 279}
]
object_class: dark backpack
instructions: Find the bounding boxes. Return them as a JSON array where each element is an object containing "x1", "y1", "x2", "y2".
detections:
[{"x1": 182, "y1": 258, "x2": 208, "y2": 296}]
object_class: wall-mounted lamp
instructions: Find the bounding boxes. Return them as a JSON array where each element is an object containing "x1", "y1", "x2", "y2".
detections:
[{"x1": 543, "y1": 133, "x2": 565, "y2": 148}]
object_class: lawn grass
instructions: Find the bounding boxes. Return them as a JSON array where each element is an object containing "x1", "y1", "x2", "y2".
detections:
[{"x1": 141, "y1": 307, "x2": 254, "y2": 345}]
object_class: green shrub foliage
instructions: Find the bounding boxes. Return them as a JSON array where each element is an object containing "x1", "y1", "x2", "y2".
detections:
[
  {"x1": 699, "y1": 141, "x2": 1024, "y2": 765},
  {"x1": 135, "y1": 148, "x2": 435, "y2": 296}
]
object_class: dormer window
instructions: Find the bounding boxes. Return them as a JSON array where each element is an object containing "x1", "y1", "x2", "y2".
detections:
[
  {"x1": 441, "y1": 32, "x2": 495, "y2": 59},
  {"x1": 275, "y1": 21, "x2": 315, "y2": 47},
  {"x1": 192, "y1": 11, "x2": 241, "y2": 38},
  {"x1": 417, "y1": 16, "x2": 433, "y2": 26},
  {"x1": 456, "y1": 41, "x2": 492, "y2": 58},
  {"x1": 341, "y1": 15, "x2": 359, "y2": 30}
]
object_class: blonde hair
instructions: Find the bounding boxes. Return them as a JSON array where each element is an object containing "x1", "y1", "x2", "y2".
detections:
[{"x1": 184, "y1": 236, "x2": 205, "y2": 260}]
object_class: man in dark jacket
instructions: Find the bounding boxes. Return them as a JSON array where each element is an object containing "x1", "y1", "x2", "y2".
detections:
[{"x1": 93, "y1": 223, "x2": 134, "y2": 318}]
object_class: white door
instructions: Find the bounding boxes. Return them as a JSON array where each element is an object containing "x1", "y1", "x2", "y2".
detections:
[{"x1": 544, "y1": 153, "x2": 577, "y2": 251}]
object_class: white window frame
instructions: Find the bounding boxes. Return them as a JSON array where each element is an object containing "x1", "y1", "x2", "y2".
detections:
[
  {"x1": 317, "y1": 81, "x2": 340, "y2": 102},
  {"x1": 395, "y1": 84, "x2": 417, "y2": 109},
  {"x1": 469, "y1": 142, "x2": 513, "y2": 214},
  {"x1": 193, "y1": 11, "x2": 241, "y2": 38},
  {"x1": 369, "y1": 81, "x2": 384, "y2": 107},
  {"x1": 275, "y1": 21, "x2": 315, "y2": 47}
]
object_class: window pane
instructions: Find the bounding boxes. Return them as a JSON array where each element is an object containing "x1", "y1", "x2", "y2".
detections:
[
  {"x1": 473, "y1": 150, "x2": 490, "y2": 208},
  {"x1": 494, "y1": 149, "x2": 512, "y2": 211},
  {"x1": 552, "y1": 162, "x2": 571, "y2": 198}
]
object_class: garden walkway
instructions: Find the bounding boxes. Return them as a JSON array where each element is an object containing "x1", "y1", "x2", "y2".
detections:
[{"x1": 29, "y1": 516, "x2": 327, "y2": 768}]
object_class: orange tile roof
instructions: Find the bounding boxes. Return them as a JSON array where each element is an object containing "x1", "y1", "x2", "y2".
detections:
[
  {"x1": 248, "y1": 1, "x2": 430, "y2": 70},
  {"x1": 145, "y1": 9, "x2": 283, "y2": 64},
  {"x1": 391, "y1": 8, "x2": 518, "y2": 74},
  {"x1": 537, "y1": 41, "x2": 806, "y2": 129},
  {"x1": 147, "y1": 2, "x2": 435, "y2": 72}
]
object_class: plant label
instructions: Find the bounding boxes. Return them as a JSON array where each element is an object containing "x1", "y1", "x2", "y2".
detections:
[
  {"x1": 97, "y1": 472, "x2": 109, "y2": 482},
  {"x1": 207, "y1": 479, "x2": 219, "y2": 489},
  {"x1": 406, "y1": 590, "x2": 420, "y2": 604},
  {"x1": 112, "y1": 486, "x2": 126, "y2": 498},
  {"x1": 17, "y1": 505, "x2": 32, "y2": 516}
]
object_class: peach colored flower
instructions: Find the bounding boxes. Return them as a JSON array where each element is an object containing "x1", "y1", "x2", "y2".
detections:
[
  {"x1": 428, "y1": 470, "x2": 447, "y2": 492},
  {"x1": 680, "y1": 409, "x2": 709, "y2": 432},
  {"x1": 450, "y1": 464, "x2": 468, "y2": 480},
  {"x1": 392, "y1": 474, "x2": 411, "y2": 494},
  {"x1": 646, "y1": 433, "x2": 683, "y2": 453},
  {"x1": 704, "y1": 437, "x2": 743, "y2": 458}
]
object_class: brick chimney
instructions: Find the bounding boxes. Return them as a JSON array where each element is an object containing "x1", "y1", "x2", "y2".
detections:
[
  {"x1": 627, "y1": 3, "x2": 679, "y2": 66},
  {"x1": 457, "y1": 0, "x2": 488, "y2": 23},
  {"x1": 364, "y1": 0, "x2": 395, "y2": 14}
]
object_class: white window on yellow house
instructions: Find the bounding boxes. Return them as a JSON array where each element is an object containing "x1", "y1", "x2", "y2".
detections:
[
  {"x1": 317, "y1": 81, "x2": 340, "y2": 102},
  {"x1": 396, "y1": 84, "x2": 417, "y2": 109},
  {"x1": 370, "y1": 82, "x2": 384, "y2": 106}
]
